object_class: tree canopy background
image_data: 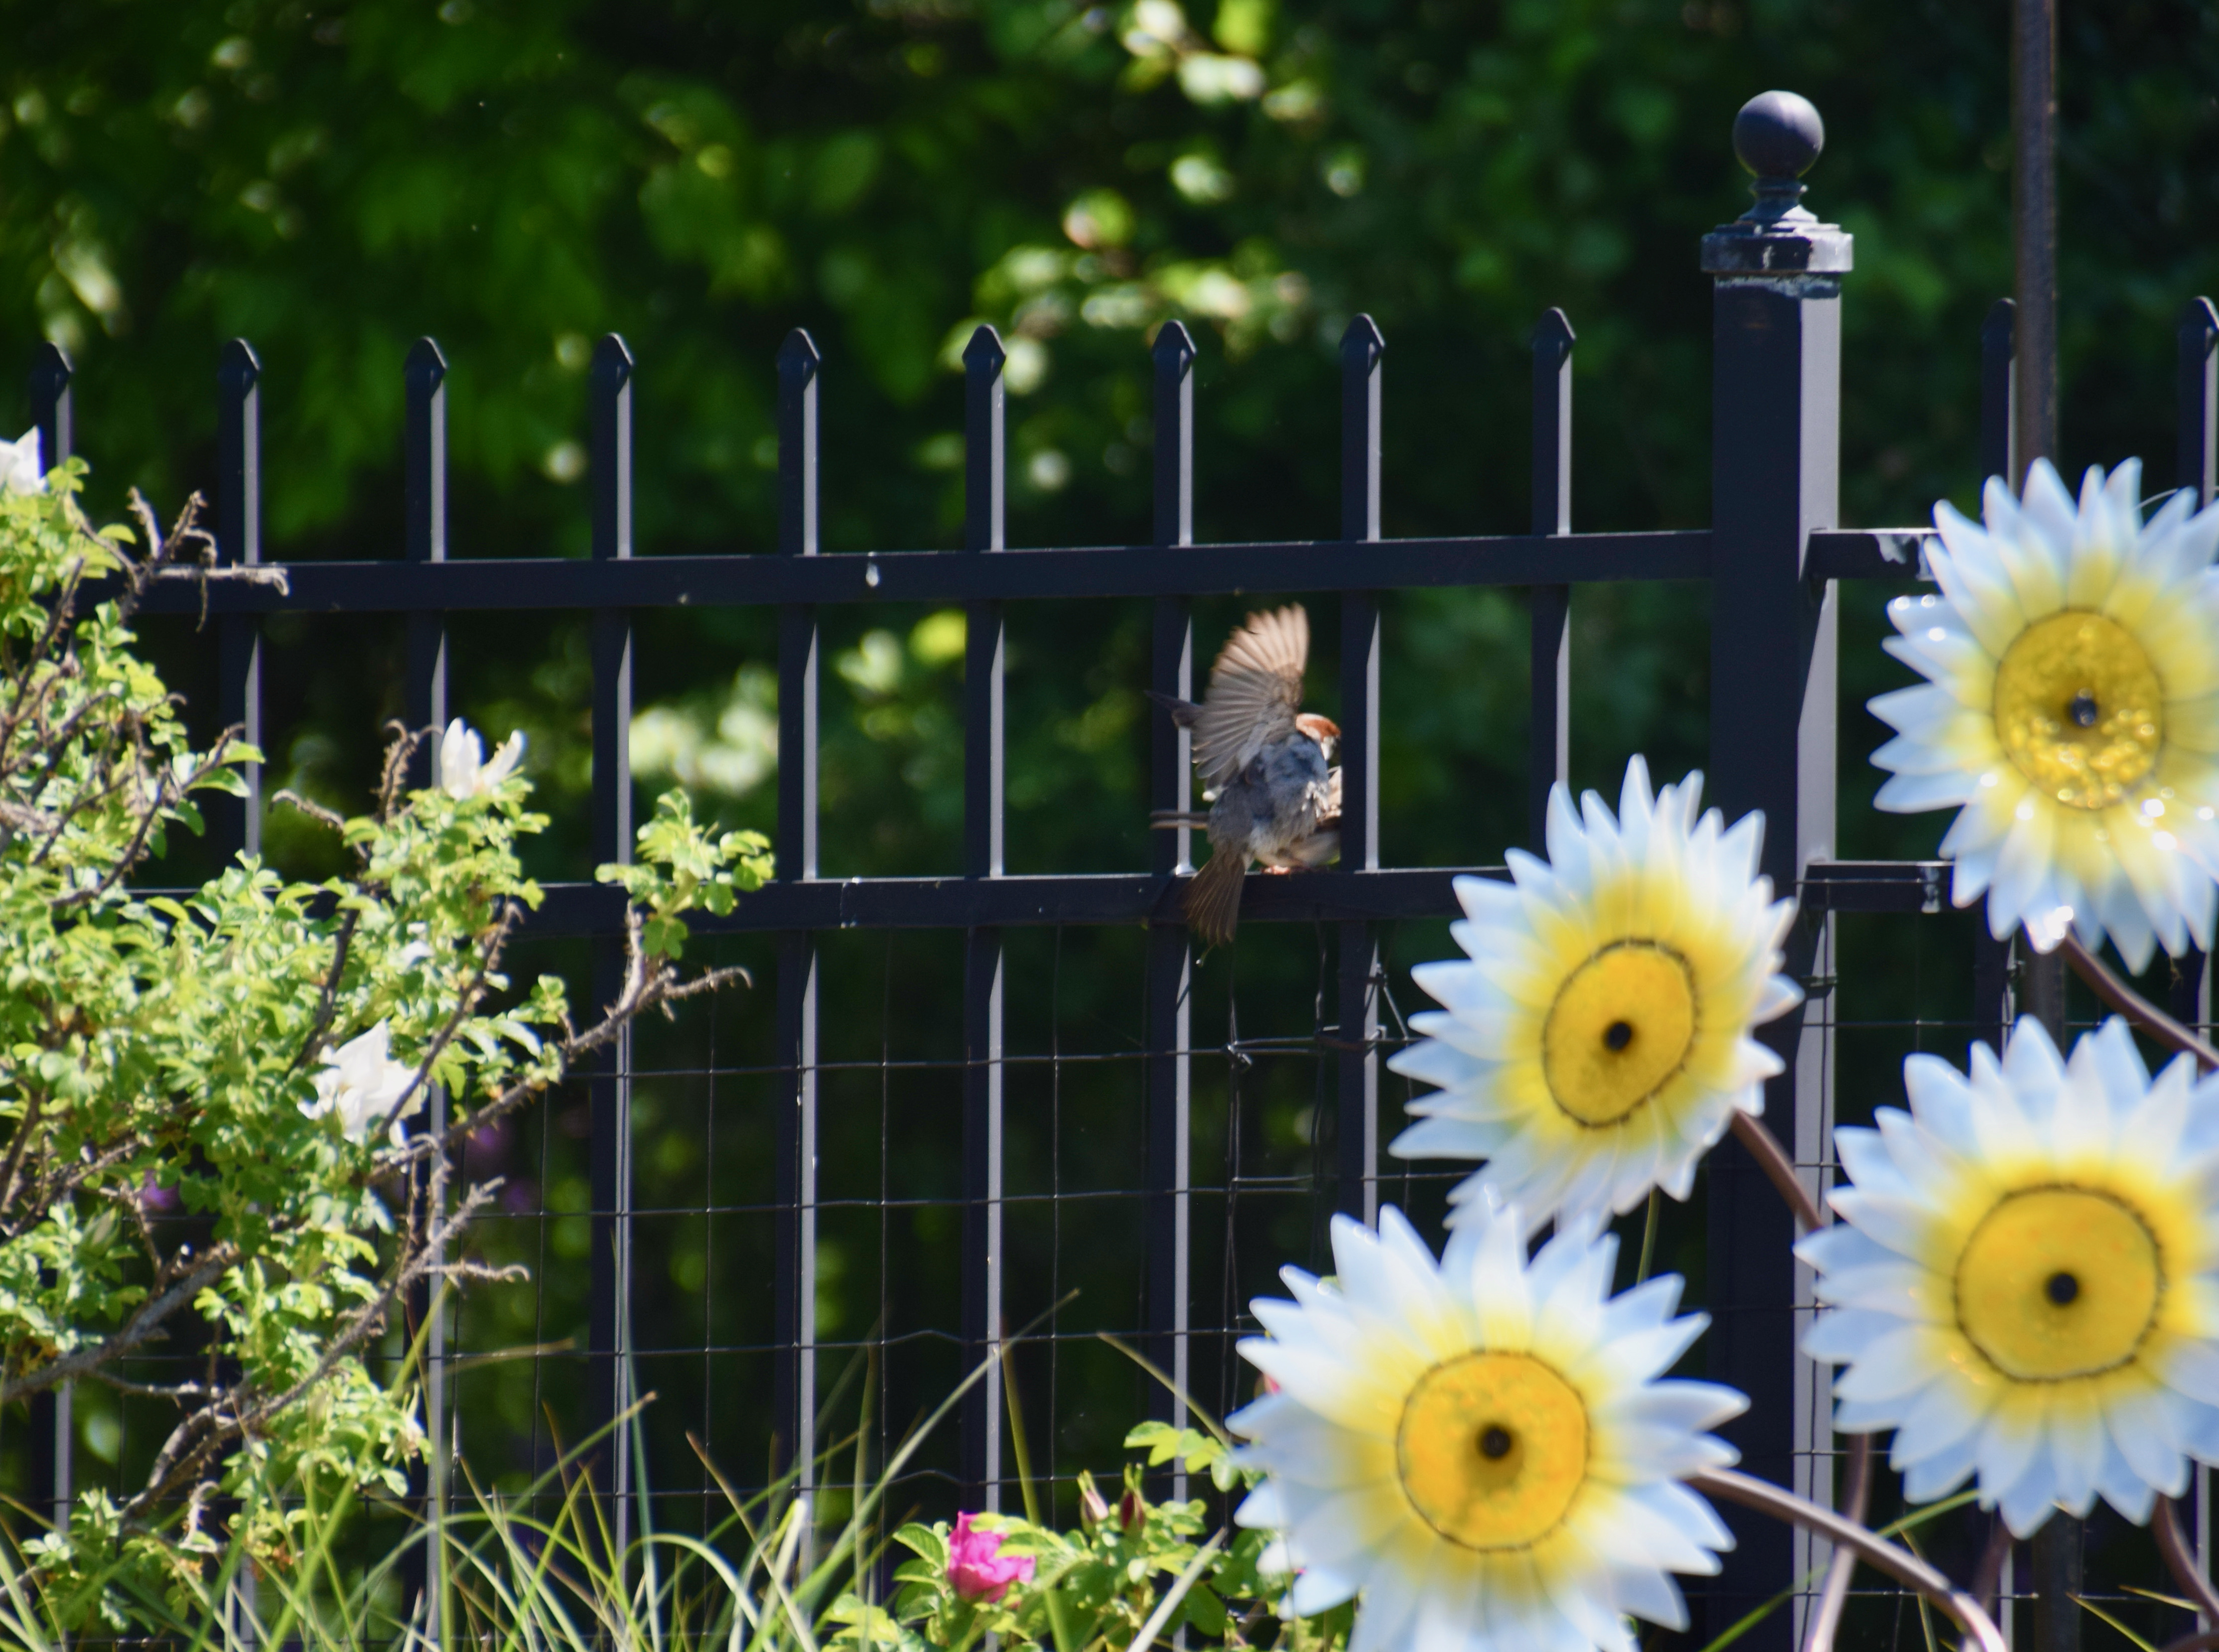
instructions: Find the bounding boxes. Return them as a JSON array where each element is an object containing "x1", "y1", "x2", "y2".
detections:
[{"x1": 3, "y1": 0, "x2": 2217, "y2": 1591}]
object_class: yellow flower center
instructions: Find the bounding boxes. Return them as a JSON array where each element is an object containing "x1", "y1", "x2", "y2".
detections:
[
  {"x1": 1993, "y1": 610, "x2": 2164, "y2": 810},
  {"x1": 1541, "y1": 942, "x2": 1698, "y2": 1126},
  {"x1": 1396, "y1": 1352, "x2": 1589, "y2": 1550},
  {"x1": 1955, "y1": 1186, "x2": 2164, "y2": 1380}
]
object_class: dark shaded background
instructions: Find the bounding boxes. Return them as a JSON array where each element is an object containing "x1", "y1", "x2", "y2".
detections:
[{"x1": 3, "y1": 0, "x2": 2217, "y2": 1640}]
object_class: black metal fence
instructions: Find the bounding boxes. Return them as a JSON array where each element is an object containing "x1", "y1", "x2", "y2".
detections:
[{"x1": 13, "y1": 98, "x2": 2219, "y2": 1652}]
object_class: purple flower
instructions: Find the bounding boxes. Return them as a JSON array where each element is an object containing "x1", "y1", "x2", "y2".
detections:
[
  {"x1": 138, "y1": 1171, "x2": 180, "y2": 1214},
  {"x1": 947, "y1": 1512, "x2": 1033, "y2": 1604}
]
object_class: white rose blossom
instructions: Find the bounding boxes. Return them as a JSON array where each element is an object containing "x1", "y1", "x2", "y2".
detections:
[
  {"x1": 301, "y1": 1021, "x2": 420, "y2": 1147},
  {"x1": 437, "y1": 717, "x2": 526, "y2": 800},
  {"x1": 1, "y1": 428, "x2": 45, "y2": 495}
]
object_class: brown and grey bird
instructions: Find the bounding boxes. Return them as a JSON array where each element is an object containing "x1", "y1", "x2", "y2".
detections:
[{"x1": 1148, "y1": 605, "x2": 1341, "y2": 947}]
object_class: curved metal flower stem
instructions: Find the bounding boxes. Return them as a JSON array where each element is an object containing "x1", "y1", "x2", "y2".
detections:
[
  {"x1": 2157, "y1": 1495, "x2": 2219, "y2": 1624},
  {"x1": 1691, "y1": 1469, "x2": 2008, "y2": 1652},
  {"x1": 1727, "y1": 1111, "x2": 1825, "y2": 1234},
  {"x1": 2058, "y1": 933, "x2": 2219, "y2": 1073},
  {"x1": 1799, "y1": 1432, "x2": 1874, "y2": 1652}
]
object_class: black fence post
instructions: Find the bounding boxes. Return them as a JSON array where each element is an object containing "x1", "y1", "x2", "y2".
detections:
[
  {"x1": 215, "y1": 340, "x2": 263, "y2": 859},
  {"x1": 960, "y1": 326, "x2": 1007, "y2": 1512},
  {"x1": 1700, "y1": 92, "x2": 1849, "y2": 1650},
  {"x1": 1145, "y1": 321, "x2": 1196, "y2": 1465},
  {"x1": 24, "y1": 345, "x2": 71, "y2": 1540},
  {"x1": 400, "y1": 336, "x2": 450, "y2": 1639},
  {"x1": 588, "y1": 334, "x2": 636, "y2": 1559},
  {"x1": 773, "y1": 329, "x2": 822, "y2": 1502},
  {"x1": 1335, "y1": 317, "x2": 1383, "y2": 1228},
  {"x1": 1529, "y1": 309, "x2": 1573, "y2": 851}
]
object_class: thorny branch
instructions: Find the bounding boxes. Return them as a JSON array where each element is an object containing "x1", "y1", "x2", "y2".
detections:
[
  {"x1": 0, "y1": 1245, "x2": 241, "y2": 1406},
  {"x1": 0, "y1": 491, "x2": 760, "y2": 1555},
  {"x1": 121, "y1": 1186, "x2": 512, "y2": 1519}
]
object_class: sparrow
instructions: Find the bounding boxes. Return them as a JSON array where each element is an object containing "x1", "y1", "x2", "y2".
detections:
[{"x1": 1148, "y1": 604, "x2": 1341, "y2": 947}]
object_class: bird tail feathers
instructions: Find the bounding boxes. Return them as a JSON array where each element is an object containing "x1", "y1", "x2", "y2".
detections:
[{"x1": 1183, "y1": 848, "x2": 1246, "y2": 948}]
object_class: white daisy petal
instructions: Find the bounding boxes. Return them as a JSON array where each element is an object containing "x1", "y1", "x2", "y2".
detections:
[
  {"x1": 1389, "y1": 756, "x2": 1800, "y2": 1231},
  {"x1": 1235, "y1": 1202, "x2": 1741, "y2": 1652},
  {"x1": 1809, "y1": 1016, "x2": 2219, "y2": 1537},
  {"x1": 1873, "y1": 460, "x2": 2219, "y2": 964}
]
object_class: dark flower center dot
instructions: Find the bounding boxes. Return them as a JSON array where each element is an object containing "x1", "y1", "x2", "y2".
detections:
[
  {"x1": 2069, "y1": 692, "x2": 2099, "y2": 729},
  {"x1": 2047, "y1": 1270, "x2": 2080, "y2": 1306},
  {"x1": 1604, "y1": 1020, "x2": 1635, "y2": 1052},
  {"x1": 1478, "y1": 1425, "x2": 1514, "y2": 1460}
]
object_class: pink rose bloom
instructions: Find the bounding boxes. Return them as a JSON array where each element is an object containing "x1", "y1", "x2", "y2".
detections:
[{"x1": 947, "y1": 1512, "x2": 1033, "y2": 1603}]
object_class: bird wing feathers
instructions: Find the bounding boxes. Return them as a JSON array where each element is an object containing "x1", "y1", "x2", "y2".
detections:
[{"x1": 1189, "y1": 605, "x2": 1307, "y2": 788}]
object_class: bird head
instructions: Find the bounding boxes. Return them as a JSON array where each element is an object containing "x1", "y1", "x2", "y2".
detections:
[{"x1": 1295, "y1": 713, "x2": 1341, "y2": 762}]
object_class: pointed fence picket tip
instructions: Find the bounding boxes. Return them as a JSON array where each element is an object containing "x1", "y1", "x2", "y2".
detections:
[
  {"x1": 591, "y1": 333, "x2": 635, "y2": 385},
  {"x1": 1152, "y1": 318, "x2": 1196, "y2": 362},
  {"x1": 779, "y1": 327, "x2": 823, "y2": 370},
  {"x1": 219, "y1": 337, "x2": 261, "y2": 389},
  {"x1": 405, "y1": 336, "x2": 447, "y2": 388},
  {"x1": 962, "y1": 324, "x2": 1006, "y2": 369},
  {"x1": 2186, "y1": 297, "x2": 2219, "y2": 341},
  {"x1": 1532, "y1": 307, "x2": 1576, "y2": 349},
  {"x1": 30, "y1": 340, "x2": 71, "y2": 380},
  {"x1": 1340, "y1": 314, "x2": 1385, "y2": 357}
]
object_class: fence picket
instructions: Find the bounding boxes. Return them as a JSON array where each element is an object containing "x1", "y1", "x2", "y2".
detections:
[
  {"x1": 587, "y1": 333, "x2": 637, "y2": 1555},
  {"x1": 1144, "y1": 320, "x2": 1196, "y2": 1472},
  {"x1": 1529, "y1": 307, "x2": 1573, "y2": 852},
  {"x1": 960, "y1": 325, "x2": 1007, "y2": 1509},
  {"x1": 1335, "y1": 316, "x2": 1383, "y2": 1227},
  {"x1": 773, "y1": 329, "x2": 822, "y2": 1500}
]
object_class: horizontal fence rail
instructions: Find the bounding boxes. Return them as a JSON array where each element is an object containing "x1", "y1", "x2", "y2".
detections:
[{"x1": 124, "y1": 525, "x2": 1953, "y2": 617}]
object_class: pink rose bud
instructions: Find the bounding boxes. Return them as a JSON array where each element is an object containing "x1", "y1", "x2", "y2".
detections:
[
  {"x1": 947, "y1": 1512, "x2": 1034, "y2": 1604},
  {"x1": 1118, "y1": 1488, "x2": 1144, "y2": 1532},
  {"x1": 1078, "y1": 1473, "x2": 1110, "y2": 1527}
]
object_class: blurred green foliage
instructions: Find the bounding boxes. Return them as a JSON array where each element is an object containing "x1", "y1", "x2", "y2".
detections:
[{"x1": 3, "y1": 0, "x2": 2217, "y2": 1568}]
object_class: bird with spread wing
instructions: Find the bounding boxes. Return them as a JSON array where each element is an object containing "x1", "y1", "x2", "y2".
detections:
[{"x1": 1149, "y1": 604, "x2": 1342, "y2": 947}]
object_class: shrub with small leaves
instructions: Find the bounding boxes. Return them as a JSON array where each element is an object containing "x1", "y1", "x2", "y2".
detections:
[{"x1": 0, "y1": 465, "x2": 763, "y2": 1625}]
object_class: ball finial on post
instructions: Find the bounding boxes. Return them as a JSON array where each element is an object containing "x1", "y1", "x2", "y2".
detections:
[
  {"x1": 1713, "y1": 90, "x2": 1836, "y2": 234},
  {"x1": 1700, "y1": 89, "x2": 1850, "y2": 275},
  {"x1": 1732, "y1": 90, "x2": 1825, "y2": 181}
]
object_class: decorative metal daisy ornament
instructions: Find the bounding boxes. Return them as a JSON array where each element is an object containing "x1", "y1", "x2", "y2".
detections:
[
  {"x1": 1231, "y1": 1202, "x2": 1746, "y2": 1652},
  {"x1": 1871, "y1": 457, "x2": 2219, "y2": 966},
  {"x1": 1386, "y1": 756, "x2": 1802, "y2": 1229},
  {"x1": 1802, "y1": 1016, "x2": 2219, "y2": 1536}
]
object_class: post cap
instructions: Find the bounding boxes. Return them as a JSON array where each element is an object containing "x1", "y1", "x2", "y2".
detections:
[
  {"x1": 1733, "y1": 91, "x2": 1824, "y2": 181},
  {"x1": 1701, "y1": 90, "x2": 1851, "y2": 277}
]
